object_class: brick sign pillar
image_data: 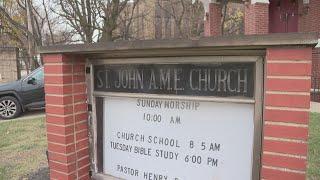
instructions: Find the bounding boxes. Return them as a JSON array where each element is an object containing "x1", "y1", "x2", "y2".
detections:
[
  {"x1": 43, "y1": 54, "x2": 90, "y2": 180},
  {"x1": 261, "y1": 47, "x2": 312, "y2": 180},
  {"x1": 245, "y1": 0, "x2": 269, "y2": 35},
  {"x1": 204, "y1": 0, "x2": 221, "y2": 36}
]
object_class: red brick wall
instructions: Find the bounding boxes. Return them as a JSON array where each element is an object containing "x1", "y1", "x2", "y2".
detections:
[
  {"x1": 261, "y1": 47, "x2": 312, "y2": 180},
  {"x1": 43, "y1": 54, "x2": 90, "y2": 180},
  {"x1": 298, "y1": 0, "x2": 320, "y2": 101},
  {"x1": 298, "y1": 0, "x2": 320, "y2": 33},
  {"x1": 204, "y1": 3, "x2": 221, "y2": 36},
  {"x1": 244, "y1": 3, "x2": 269, "y2": 35}
]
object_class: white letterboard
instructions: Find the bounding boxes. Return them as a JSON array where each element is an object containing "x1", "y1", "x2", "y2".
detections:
[{"x1": 103, "y1": 96, "x2": 254, "y2": 180}]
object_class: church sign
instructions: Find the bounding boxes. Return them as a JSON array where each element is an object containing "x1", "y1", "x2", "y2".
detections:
[
  {"x1": 93, "y1": 63, "x2": 254, "y2": 97},
  {"x1": 40, "y1": 33, "x2": 316, "y2": 180},
  {"x1": 92, "y1": 57, "x2": 262, "y2": 180}
]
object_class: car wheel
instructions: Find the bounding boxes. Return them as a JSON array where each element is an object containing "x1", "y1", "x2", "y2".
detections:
[{"x1": 0, "y1": 96, "x2": 22, "y2": 120}]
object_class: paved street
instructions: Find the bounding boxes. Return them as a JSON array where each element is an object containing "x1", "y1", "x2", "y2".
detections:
[
  {"x1": 0, "y1": 110, "x2": 45, "y2": 122},
  {"x1": 311, "y1": 102, "x2": 320, "y2": 113}
]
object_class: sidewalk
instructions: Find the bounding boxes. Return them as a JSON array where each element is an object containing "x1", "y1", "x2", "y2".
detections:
[
  {"x1": 0, "y1": 110, "x2": 45, "y2": 123},
  {"x1": 310, "y1": 102, "x2": 320, "y2": 113}
]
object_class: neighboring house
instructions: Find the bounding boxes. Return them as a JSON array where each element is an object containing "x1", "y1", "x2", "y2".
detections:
[
  {"x1": 0, "y1": 47, "x2": 20, "y2": 83},
  {"x1": 204, "y1": 0, "x2": 320, "y2": 102}
]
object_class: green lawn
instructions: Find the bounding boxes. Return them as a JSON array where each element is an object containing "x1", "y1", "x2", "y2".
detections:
[
  {"x1": 308, "y1": 113, "x2": 320, "y2": 180},
  {"x1": 0, "y1": 117, "x2": 47, "y2": 180}
]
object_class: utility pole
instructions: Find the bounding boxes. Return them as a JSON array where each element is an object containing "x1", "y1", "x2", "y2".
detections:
[
  {"x1": 26, "y1": 0, "x2": 34, "y2": 72},
  {"x1": 0, "y1": 0, "x2": 2, "y2": 35}
]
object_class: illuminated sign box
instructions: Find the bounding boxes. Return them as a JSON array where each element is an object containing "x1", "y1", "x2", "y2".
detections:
[{"x1": 103, "y1": 96, "x2": 254, "y2": 179}]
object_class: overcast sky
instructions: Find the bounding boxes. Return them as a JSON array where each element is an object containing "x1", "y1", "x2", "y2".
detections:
[{"x1": 201, "y1": 0, "x2": 209, "y2": 10}]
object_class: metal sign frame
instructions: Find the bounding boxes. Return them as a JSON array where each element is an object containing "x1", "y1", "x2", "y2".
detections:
[{"x1": 86, "y1": 56, "x2": 264, "y2": 180}]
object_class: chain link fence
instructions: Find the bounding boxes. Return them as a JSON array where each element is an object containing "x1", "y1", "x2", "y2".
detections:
[{"x1": 17, "y1": 49, "x2": 42, "y2": 79}]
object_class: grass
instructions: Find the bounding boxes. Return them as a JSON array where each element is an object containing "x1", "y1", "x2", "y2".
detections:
[
  {"x1": 308, "y1": 113, "x2": 320, "y2": 180},
  {"x1": 0, "y1": 117, "x2": 47, "y2": 180}
]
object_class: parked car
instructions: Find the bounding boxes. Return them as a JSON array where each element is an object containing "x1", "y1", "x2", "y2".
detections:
[{"x1": 0, "y1": 67, "x2": 44, "y2": 119}]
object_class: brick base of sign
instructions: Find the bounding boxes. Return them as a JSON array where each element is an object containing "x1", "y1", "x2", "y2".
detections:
[
  {"x1": 43, "y1": 55, "x2": 90, "y2": 180},
  {"x1": 261, "y1": 48, "x2": 312, "y2": 180},
  {"x1": 244, "y1": 3, "x2": 269, "y2": 35}
]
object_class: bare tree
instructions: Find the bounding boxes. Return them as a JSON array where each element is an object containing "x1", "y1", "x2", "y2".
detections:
[
  {"x1": 117, "y1": 0, "x2": 141, "y2": 40},
  {"x1": 0, "y1": 0, "x2": 71, "y2": 72},
  {"x1": 223, "y1": 2, "x2": 244, "y2": 35},
  {"x1": 99, "y1": 0, "x2": 131, "y2": 42},
  {"x1": 190, "y1": 0, "x2": 205, "y2": 37},
  {"x1": 52, "y1": 0, "x2": 101, "y2": 43},
  {"x1": 52, "y1": 0, "x2": 139, "y2": 42},
  {"x1": 42, "y1": 0, "x2": 55, "y2": 44},
  {"x1": 156, "y1": 0, "x2": 204, "y2": 39},
  {"x1": 221, "y1": 0, "x2": 228, "y2": 35},
  {"x1": 0, "y1": 0, "x2": 44, "y2": 71},
  {"x1": 156, "y1": 0, "x2": 187, "y2": 38}
]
